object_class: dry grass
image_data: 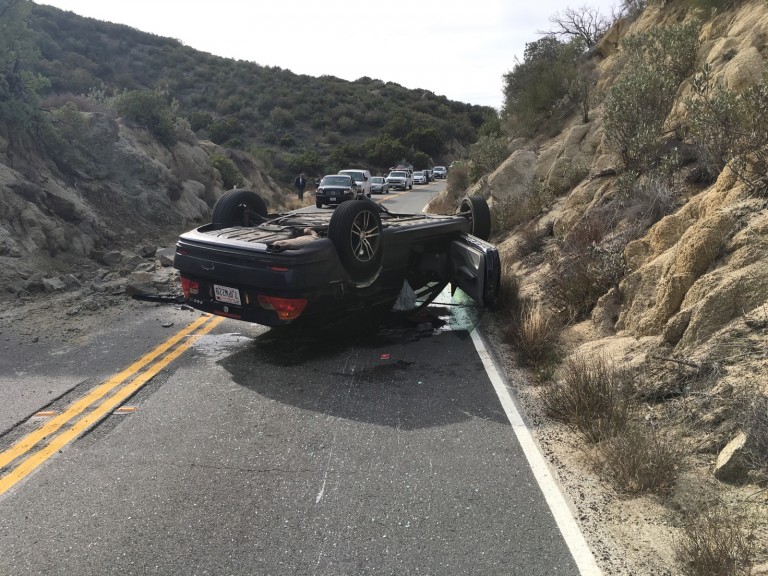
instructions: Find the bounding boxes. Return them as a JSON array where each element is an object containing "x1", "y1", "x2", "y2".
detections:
[
  {"x1": 495, "y1": 266, "x2": 520, "y2": 311},
  {"x1": 675, "y1": 506, "x2": 755, "y2": 576},
  {"x1": 515, "y1": 299, "x2": 561, "y2": 372},
  {"x1": 492, "y1": 184, "x2": 552, "y2": 233},
  {"x1": 550, "y1": 244, "x2": 625, "y2": 322},
  {"x1": 277, "y1": 191, "x2": 317, "y2": 212},
  {"x1": 598, "y1": 423, "x2": 684, "y2": 495},
  {"x1": 543, "y1": 354, "x2": 633, "y2": 443},
  {"x1": 516, "y1": 221, "x2": 548, "y2": 257}
]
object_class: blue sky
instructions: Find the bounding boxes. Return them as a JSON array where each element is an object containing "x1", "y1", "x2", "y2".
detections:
[{"x1": 36, "y1": 0, "x2": 620, "y2": 109}]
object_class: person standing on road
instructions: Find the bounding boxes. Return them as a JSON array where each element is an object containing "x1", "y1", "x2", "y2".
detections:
[{"x1": 294, "y1": 173, "x2": 307, "y2": 200}]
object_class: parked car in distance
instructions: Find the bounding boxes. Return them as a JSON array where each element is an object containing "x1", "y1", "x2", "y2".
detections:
[
  {"x1": 385, "y1": 170, "x2": 413, "y2": 190},
  {"x1": 338, "y1": 169, "x2": 372, "y2": 198},
  {"x1": 432, "y1": 166, "x2": 447, "y2": 179},
  {"x1": 315, "y1": 174, "x2": 361, "y2": 208},
  {"x1": 370, "y1": 176, "x2": 390, "y2": 194},
  {"x1": 413, "y1": 171, "x2": 427, "y2": 185}
]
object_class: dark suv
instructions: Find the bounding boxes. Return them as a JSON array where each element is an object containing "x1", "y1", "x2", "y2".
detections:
[{"x1": 315, "y1": 174, "x2": 360, "y2": 208}]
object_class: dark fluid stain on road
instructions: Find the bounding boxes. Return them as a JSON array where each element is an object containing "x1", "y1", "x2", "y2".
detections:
[{"x1": 217, "y1": 308, "x2": 508, "y2": 430}]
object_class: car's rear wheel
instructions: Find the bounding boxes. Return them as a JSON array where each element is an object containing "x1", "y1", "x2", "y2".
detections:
[
  {"x1": 212, "y1": 189, "x2": 268, "y2": 229},
  {"x1": 458, "y1": 196, "x2": 492, "y2": 241},
  {"x1": 328, "y1": 199, "x2": 383, "y2": 286}
]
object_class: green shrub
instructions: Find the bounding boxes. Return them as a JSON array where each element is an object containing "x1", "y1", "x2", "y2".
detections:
[
  {"x1": 279, "y1": 134, "x2": 295, "y2": 148},
  {"x1": 468, "y1": 135, "x2": 508, "y2": 183},
  {"x1": 603, "y1": 22, "x2": 700, "y2": 171},
  {"x1": 405, "y1": 126, "x2": 444, "y2": 156},
  {"x1": 411, "y1": 151, "x2": 430, "y2": 171},
  {"x1": 269, "y1": 106, "x2": 294, "y2": 129},
  {"x1": 363, "y1": 135, "x2": 407, "y2": 169},
  {"x1": 287, "y1": 148, "x2": 322, "y2": 177},
  {"x1": 687, "y1": 64, "x2": 768, "y2": 195},
  {"x1": 603, "y1": 65, "x2": 679, "y2": 171},
  {"x1": 208, "y1": 116, "x2": 242, "y2": 145},
  {"x1": 51, "y1": 101, "x2": 87, "y2": 141},
  {"x1": 502, "y1": 36, "x2": 586, "y2": 138},
  {"x1": 116, "y1": 89, "x2": 177, "y2": 146},
  {"x1": 211, "y1": 154, "x2": 244, "y2": 190},
  {"x1": 189, "y1": 111, "x2": 212, "y2": 132}
]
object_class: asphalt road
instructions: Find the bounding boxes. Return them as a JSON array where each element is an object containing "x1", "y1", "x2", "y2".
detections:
[{"x1": 0, "y1": 186, "x2": 601, "y2": 575}]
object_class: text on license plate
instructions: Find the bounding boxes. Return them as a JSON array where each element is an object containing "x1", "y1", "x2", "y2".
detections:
[{"x1": 214, "y1": 284, "x2": 241, "y2": 305}]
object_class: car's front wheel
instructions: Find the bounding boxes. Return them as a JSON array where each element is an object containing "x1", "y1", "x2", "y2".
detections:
[
  {"x1": 328, "y1": 199, "x2": 384, "y2": 286},
  {"x1": 211, "y1": 189, "x2": 268, "y2": 229},
  {"x1": 458, "y1": 196, "x2": 492, "y2": 241}
]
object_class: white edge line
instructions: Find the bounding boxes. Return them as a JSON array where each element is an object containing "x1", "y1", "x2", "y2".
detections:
[{"x1": 470, "y1": 329, "x2": 603, "y2": 576}]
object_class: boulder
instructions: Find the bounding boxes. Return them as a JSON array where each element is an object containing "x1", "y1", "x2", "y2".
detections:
[
  {"x1": 713, "y1": 432, "x2": 750, "y2": 483},
  {"x1": 156, "y1": 247, "x2": 176, "y2": 267},
  {"x1": 42, "y1": 277, "x2": 66, "y2": 292},
  {"x1": 101, "y1": 251, "x2": 122, "y2": 266},
  {"x1": 61, "y1": 274, "x2": 82, "y2": 290},
  {"x1": 486, "y1": 149, "x2": 537, "y2": 205}
]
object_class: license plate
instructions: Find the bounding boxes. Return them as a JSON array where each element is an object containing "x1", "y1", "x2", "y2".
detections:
[
  {"x1": 330, "y1": 197, "x2": 338, "y2": 202},
  {"x1": 214, "y1": 284, "x2": 241, "y2": 305}
]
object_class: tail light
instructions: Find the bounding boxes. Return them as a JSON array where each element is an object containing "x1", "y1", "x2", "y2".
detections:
[
  {"x1": 180, "y1": 275, "x2": 199, "y2": 299},
  {"x1": 257, "y1": 295, "x2": 307, "y2": 321}
]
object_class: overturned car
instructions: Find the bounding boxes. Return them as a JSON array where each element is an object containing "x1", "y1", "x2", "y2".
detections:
[{"x1": 173, "y1": 190, "x2": 500, "y2": 328}]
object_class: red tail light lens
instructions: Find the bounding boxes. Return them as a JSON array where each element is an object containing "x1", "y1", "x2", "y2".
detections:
[
  {"x1": 180, "y1": 276, "x2": 198, "y2": 298},
  {"x1": 257, "y1": 295, "x2": 307, "y2": 320}
]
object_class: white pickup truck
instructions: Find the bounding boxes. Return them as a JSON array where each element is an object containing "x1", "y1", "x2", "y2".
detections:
[{"x1": 385, "y1": 169, "x2": 413, "y2": 191}]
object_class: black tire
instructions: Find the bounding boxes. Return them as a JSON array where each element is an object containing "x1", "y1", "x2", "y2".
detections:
[
  {"x1": 212, "y1": 189, "x2": 268, "y2": 229},
  {"x1": 328, "y1": 199, "x2": 384, "y2": 285},
  {"x1": 458, "y1": 196, "x2": 492, "y2": 241},
  {"x1": 316, "y1": 200, "x2": 323, "y2": 209}
]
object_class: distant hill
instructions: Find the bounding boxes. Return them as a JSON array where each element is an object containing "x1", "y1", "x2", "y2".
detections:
[{"x1": 26, "y1": 3, "x2": 493, "y2": 184}]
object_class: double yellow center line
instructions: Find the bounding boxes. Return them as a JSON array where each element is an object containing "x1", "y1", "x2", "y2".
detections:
[{"x1": 0, "y1": 313, "x2": 223, "y2": 497}]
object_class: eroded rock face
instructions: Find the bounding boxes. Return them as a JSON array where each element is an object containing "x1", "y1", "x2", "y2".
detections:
[
  {"x1": 618, "y1": 204, "x2": 735, "y2": 337},
  {"x1": 0, "y1": 113, "x2": 283, "y2": 298},
  {"x1": 489, "y1": 1, "x2": 768, "y2": 363}
]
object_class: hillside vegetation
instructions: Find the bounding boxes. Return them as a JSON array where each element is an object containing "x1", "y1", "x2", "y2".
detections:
[
  {"x1": 23, "y1": 2, "x2": 490, "y2": 183},
  {"x1": 428, "y1": 0, "x2": 768, "y2": 573}
]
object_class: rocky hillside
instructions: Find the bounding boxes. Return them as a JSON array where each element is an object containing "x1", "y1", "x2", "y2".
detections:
[
  {"x1": 0, "y1": 111, "x2": 284, "y2": 299},
  {"x1": 428, "y1": 0, "x2": 768, "y2": 573}
]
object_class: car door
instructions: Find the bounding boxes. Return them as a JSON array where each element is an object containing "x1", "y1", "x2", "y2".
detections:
[{"x1": 449, "y1": 234, "x2": 500, "y2": 307}]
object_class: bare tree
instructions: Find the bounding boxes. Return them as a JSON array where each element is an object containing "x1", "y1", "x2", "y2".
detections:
[{"x1": 541, "y1": 5, "x2": 612, "y2": 48}]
